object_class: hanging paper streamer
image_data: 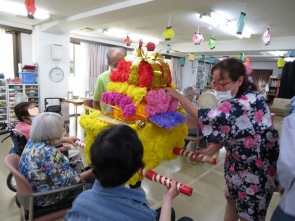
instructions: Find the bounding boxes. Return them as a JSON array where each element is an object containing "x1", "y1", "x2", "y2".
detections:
[
  {"x1": 166, "y1": 44, "x2": 171, "y2": 53},
  {"x1": 180, "y1": 57, "x2": 185, "y2": 66},
  {"x1": 277, "y1": 57, "x2": 285, "y2": 68},
  {"x1": 189, "y1": 54, "x2": 195, "y2": 61},
  {"x1": 199, "y1": 54, "x2": 205, "y2": 62},
  {"x1": 237, "y1": 12, "x2": 246, "y2": 35},
  {"x1": 262, "y1": 28, "x2": 271, "y2": 46},
  {"x1": 209, "y1": 57, "x2": 215, "y2": 64},
  {"x1": 238, "y1": 53, "x2": 245, "y2": 61},
  {"x1": 208, "y1": 37, "x2": 216, "y2": 50},
  {"x1": 162, "y1": 15, "x2": 175, "y2": 41},
  {"x1": 25, "y1": 0, "x2": 36, "y2": 19},
  {"x1": 124, "y1": 35, "x2": 132, "y2": 46}
]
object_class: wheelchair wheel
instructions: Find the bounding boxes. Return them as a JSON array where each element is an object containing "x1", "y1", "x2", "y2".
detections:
[
  {"x1": 7, "y1": 172, "x2": 17, "y2": 192},
  {"x1": 15, "y1": 195, "x2": 20, "y2": 208}
]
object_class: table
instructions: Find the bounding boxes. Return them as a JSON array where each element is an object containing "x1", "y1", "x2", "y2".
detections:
[{"x1": 63, "y1": 99, "x2": 85, "y2": 136}]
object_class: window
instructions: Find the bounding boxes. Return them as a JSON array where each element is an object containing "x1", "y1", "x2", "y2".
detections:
[{"x1": 0, "y1": 30, "x2": 14, "y2": 79}]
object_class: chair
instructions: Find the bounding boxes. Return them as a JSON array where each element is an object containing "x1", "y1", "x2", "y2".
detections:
[
  {"x1": 83, "y1": 99, "x2": 93, "y2": 114},
  {"x1": 5, "y1": 154, "x2": 85, "y2": 221},
  {"x1": 184, "y1": 117, "x2": 204, "y2": 148}
]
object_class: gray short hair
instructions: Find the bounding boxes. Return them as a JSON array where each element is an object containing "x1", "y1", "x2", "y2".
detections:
[
  {"x1": 183, "y1": 86, "x2": 194, "y2": 98},
  {"x1": 106, "y1": 48, "x2": 127, "y2": 63},
  {"x1": 30, "y1": 112, "x2": 63, "y2": 141}
]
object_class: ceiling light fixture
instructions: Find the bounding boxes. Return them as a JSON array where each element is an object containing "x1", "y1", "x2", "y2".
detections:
[
  {"x1": 268, "y1": 51, "x2": 288, "y2": 56},
  {"x1": 101, "y1": 28, "x2": 160, "y2": 44},
  {"x1": 0, "y1": 0, "x2": 50, "y2": 20},
  {"x1": 197, "y1": 11, "x2": 251, "y2": 38}
]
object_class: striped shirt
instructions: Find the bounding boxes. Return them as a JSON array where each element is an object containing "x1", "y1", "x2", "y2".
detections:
[{"x1": 66, "y1": 180, "x2": 157, "y2": 221}]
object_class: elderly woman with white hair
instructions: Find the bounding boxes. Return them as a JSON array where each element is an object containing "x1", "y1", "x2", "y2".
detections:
[{"x1": 18, "y1": 112, "x2": 95, "y2": 207}]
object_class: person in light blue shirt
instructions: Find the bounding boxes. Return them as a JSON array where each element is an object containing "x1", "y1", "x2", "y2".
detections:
[
  {"x1": 66, "y1": 125, "x2": 193, "y2": 221},
  {"x1": 285, "y1": 96, "x2": 295, "y2": 116}
]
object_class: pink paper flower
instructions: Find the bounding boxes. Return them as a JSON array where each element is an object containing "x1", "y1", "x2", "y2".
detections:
[{"x1": 123, "y1": 103, "x2": 136, "y2": 118}]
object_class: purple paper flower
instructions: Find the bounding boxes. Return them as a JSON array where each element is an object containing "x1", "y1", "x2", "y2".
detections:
[
  {"x1": 107, "y1": 92, "x2": 117, "y2": 105},
  {"x1": 119, "y1": 96, "x2": 132, "y2": 109},
  {"x1": 101, "y1": 92, "x2": 109, "y2": 104},
  {"x1": 114, "y1": 93, "x2": 124, "y2": 105},
  {"x1": 149, "y1": 111, "x2": 185, "y2": 129},
  {"x1": 123, "y1": 103, "x2": 136, "y2": 118}
]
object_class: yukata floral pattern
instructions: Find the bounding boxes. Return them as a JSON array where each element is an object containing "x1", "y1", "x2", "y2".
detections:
[
  {"x1": 19, "y1": 140, "x2": 81, "y2": 206},
  {"x1": 198, "y1": 90, "x2": 279, "y2": 221}
]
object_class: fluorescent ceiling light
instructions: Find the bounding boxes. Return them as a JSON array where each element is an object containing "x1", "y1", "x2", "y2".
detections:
[
  {"x1": 197, "y1": 11, "x2": 252, "y2": 38},
  {"x1": 268, "y1": 51, "x2": 288, "y2": 56},
  {"x1": 101, "y1": 28, "x2": 160, "y2": 44},
  {"x1": 0, "y1": 0, "x2": 50, "y2": 20},
  {"x1": 285, "y1": 57, "x2": 295, "y2": 62}
]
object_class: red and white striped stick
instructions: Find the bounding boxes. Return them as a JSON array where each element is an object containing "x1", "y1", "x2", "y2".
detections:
[
  {"x1": 138, "y1": 168, "x2": 193, "y2": 196},
  {"x1": 173, "y1": 147, "x2": 217, "y2": 165},
  {"x1": 74, "y1": 140, "x2": 85, "y2": 148}
]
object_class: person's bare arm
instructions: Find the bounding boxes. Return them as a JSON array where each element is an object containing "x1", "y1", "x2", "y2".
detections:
[
  {"x1": 159, "y1": 181, "x2": 179, "y2": 221},
  {"x1": 92, "y1": 100, "x2": 101, "y2": 110},
  {"x1": 165, "y1": 87, "x2": 199, "y2": 120},
  {"x1": 196, "y1": 143, "x2": 223, "y2": 156},
  {"x1": 79, "y1": 169, "x2": 93, "y2": 181}
]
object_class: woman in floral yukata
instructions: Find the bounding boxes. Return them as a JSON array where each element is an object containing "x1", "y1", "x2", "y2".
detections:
[{"x1": 166, "y1": 58, "x2": 279, "y2": 221}]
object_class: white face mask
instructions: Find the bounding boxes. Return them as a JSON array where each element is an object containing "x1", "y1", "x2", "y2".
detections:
[{"x1": 215, "y1": 83, "x2": 238, "y2": 104}]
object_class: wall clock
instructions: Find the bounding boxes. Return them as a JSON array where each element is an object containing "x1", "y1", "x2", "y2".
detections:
[{"x1": 50, "y1": 67, "x2": 64, "y2": 82}]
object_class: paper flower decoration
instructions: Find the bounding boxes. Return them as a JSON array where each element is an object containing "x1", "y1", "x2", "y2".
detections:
[
  {"x1": 245, "y1": 57, "x2": 250, "y2": 63},
  {"x1": 237, "y1": 12, "x2": 246, "y2": 35},
  {"x1": 277, "y1": 57, "x2": 285, "y2": 68},
  {"x1": 124, "y1": 35, "x2": 132, "y2": 46},
  {"x1": 208, "y1": 37, "x2": 216, "y2": 50},
  {"x1": 165, "y1": 44, "x2": 171, "y2": 53},
  {"x1": 262, "y1": 28, "x2": 271, "y2": 46},
  {"x1": 192, "y1": 32, "x2": 204, "y2": 45},
  {"x1": 189, "y1": 54, "x2": 195, "y2": 61},
  {"x1": 209, "y1": 57, "x2": 215, "y2": 64},
  {"x1": 146, "y1": 42, "x2": 156, "y2": 51},
  {"x1": 162, "y1": 26, "x2": 175, "y2": 41},
  {"x1": 199, "y1": 54, "x2": 205, "y2": 62}
]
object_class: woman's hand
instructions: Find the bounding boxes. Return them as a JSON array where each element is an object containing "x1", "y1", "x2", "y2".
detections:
[
  {"x1": 165, "y1": 87, "x2": 182, "y2": 100},
  {"x1": 163, "y1": 180, "x2": 179, "y2": 201},
  {"x1": 62, "y1": 136, "x2": 80, "y2": 145}
]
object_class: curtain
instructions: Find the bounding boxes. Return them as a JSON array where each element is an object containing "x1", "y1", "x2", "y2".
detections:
[
  {"x1": 251, "y1": 69, "x2": 272, "y2": 91},
  {"x1": 278, "y1": 61, "x2": 295, "y2": 99},
  {"x1": 171, "y1": 57, "x2": 182, "y2": 90},
  {"x1": 89, "y1": 44, "x2": 113, "y2": 92}
]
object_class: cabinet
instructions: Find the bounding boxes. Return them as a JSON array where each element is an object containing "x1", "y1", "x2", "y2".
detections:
[
  {"x1": 195, "y1": 61, "x2": 213, "y2": 95},
  {"x1": 7, "y1": 84, "x2": 39, "y2": 122},
  {"x1": 0, "y1": 79, "x2": 8, "y2": 122},
  {"x1": 266, "y1": 77, "x2": 280, "y2": 104}
]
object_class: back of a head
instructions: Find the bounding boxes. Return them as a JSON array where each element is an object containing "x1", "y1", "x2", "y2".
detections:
[
  {"x1": 106, "y1": 48, "x2": 126, "y2": 63},
  {"x1": 14, "y1": 102, "x2": 32, "y2": 122},
  {"x1": 183, "y1": 86, "x2": 194, "y2": 98},
  {"x1": 90, "y1": 125, "x2": 144, "y2": 187},
  {"x1": 30, "y1": 112, "x2": 63, "y2": 141}
]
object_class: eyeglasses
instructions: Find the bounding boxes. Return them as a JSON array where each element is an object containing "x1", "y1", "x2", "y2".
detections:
[{"x1": 211, "y1": 80, "x2": 234, "y2": 89}]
